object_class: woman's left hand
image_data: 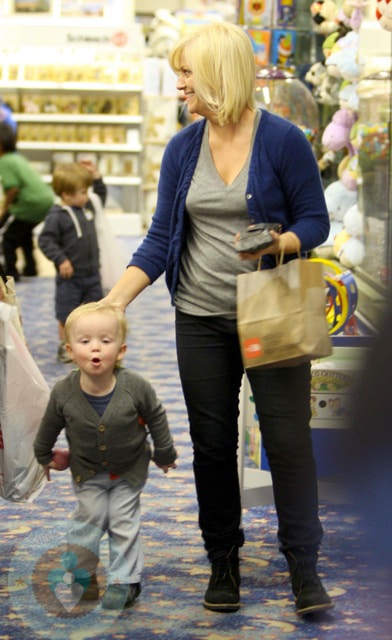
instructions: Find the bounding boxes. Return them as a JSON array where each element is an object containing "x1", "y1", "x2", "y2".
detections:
[{"x1": 235, "y1": 230, "x2": 300, "y2": 260}]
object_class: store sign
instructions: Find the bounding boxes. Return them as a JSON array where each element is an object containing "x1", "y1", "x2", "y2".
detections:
[{"x1": 0, "y1": 24, "x2": 143, "y2": 49}]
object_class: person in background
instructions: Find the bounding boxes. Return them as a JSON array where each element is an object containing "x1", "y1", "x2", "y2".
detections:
[
  {"x1": 38, "y1": 160, "x2": 105, "y2": 363},
  {"x1": 102, "y1": 22, "x2": 332, "y2": 616},
  {"x1": 34, "y1": 301, "x2": 177, "y2": 610},
  {"x1": 0, "y1": 122, "x2": 54, "y2": 280},
  {"x1": 0, "y1": 100, "x2": 17, "y2": 132}
]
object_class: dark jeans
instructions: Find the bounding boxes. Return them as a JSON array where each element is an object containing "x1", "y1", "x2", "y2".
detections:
[
  {"x1": 175, "y1": 310, "x2": 323, "y2": 563},
  {"x1": 55, "y1": 273, "x2": 103, "y2": 324}
]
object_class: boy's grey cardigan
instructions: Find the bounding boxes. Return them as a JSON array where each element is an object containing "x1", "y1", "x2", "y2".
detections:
[{"x1": 34, "y1": 368, "x2": 177, "y2": 487}]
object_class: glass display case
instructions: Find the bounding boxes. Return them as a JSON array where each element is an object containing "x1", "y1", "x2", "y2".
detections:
[
  {"x1": 357, "y1": 69, "x2": 391, "y2": 293},
  {"x1": 254, "y1": 67, "x2": 320, "y2": 146}
]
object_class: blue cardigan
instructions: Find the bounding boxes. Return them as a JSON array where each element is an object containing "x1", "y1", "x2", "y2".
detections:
[{"x1": 131, "y1": 109, "x2": 330, "y2": 304}]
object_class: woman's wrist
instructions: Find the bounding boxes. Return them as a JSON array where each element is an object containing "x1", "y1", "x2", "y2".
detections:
[{"x1": 278, "y1": 231, "x2": 301, "y2": 254}]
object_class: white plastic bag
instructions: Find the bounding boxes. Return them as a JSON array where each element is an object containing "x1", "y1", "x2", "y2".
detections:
[
  {"x1": 90, "y1": 191, "x2": 128, "y2": 293},
  {"x1": 0, "y1": 302, "x2": 47, "y2": 502},
  {"x1": 0, "y1": 274, "x2": 26, "y2": 343}
]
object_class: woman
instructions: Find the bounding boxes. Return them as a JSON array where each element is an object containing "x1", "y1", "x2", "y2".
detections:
[{"x1": 104, "y1": 22, "x2": 332, "y2": 616}]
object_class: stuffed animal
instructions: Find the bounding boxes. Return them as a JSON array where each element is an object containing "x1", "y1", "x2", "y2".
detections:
[
  {"x1": 147, "y1": 9, "x2": 181, "y2": 58},
  {"x1": 376, "y1": 0, "x2": 392, "y2": 30},
  {"x1": 339, "y1": 0, "x2": 369, "y2": 31},
  {"x1": 310, "y1": 0, "x2": 339, "y2": 34},
  {"x1": 341, "y1": 152, "x2": 359, "y2": 190},
  {"x1": 338, "y1": 80, "x2": 359, "y2": 111},
  {"x1": 305, "y1": 61, "x2": 341, "y2": 105},
  {"x1": 325, "y1": 30, "x2": 365, "y2": 82},
  {"x1": 333, "y1": 203, "x2": 365, "y2": 267},
  {"x1": 321, "y1": 107, "x2": 357, "y2": 153},
  {"x1": 324, "y1": 179, "x2": 358, "y2": 221}
]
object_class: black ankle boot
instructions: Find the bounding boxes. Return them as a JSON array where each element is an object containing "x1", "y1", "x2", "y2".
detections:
[
  {"x1": 204, "y1": 547, "x2": 240, "y2": 612},
  {"x1": 287, "y1": 552, "x2": 333, "y2": 615}
]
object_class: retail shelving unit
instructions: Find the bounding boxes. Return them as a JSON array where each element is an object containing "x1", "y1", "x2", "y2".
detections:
[{"x1": 0, "y1": 23, "x2": 145, "y2": 227}]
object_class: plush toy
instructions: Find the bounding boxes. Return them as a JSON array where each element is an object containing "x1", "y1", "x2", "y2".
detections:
[
  {"x1": 339, "y1": 0, "x2": 369, "y2": 31},
  {"x1": 333, "y1": 203, "x2": 365, "y2": 267},
  {"x1": 305, "y1": 61, "x2": 326, "y2": 89},
  {"x1": 344, "y1": 202, "x2": 363, "y2": 237},
  {"x1": 326, "y1": 46, "x2": 363, "y2": 82},
  {"x1": 317, "y1": 73, "x2": 342, "y2": 104},
  {"x1": 325, "y1": 30, "x2": 365, "y2": 82},
  {"x1": 338, "y1": 80, "x2": 359, "y2": 111},
  {"x1": 305, "y1": 61, "x2": 341, "y2": 105},
  {"x1": 324, "y1": 179, "x2": 358, "y2": 221},
  {"x1": 341, "y1": 152, "x2": 359, "y2": 190},
  {"x1": 376, "y1": 0, "x2": 392, "y2": 30},
  {"x1": 147, "y1": 9, "x2": 181, "y2": 58},
  {"x1": 321, "y1": 107, "x2": 357, "y2": 153},
  {"x1": 310, "y1": 0, "x2": 339, "y2": 34}
]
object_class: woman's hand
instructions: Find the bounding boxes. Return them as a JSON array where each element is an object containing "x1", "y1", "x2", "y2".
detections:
[{"x1": 235, "y1": 230, "x2": 300, "y2": 261}]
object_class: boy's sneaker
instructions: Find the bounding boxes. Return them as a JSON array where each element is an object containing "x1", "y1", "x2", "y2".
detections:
[
  {"x1": 287, "y1": 555, "x2": 333, "y2": 615},
  {"x1": 102, "y1": 583, "x2": 141, "y2": 610},
  {"x1": 204, "y1": 547, "x2": 240, "y2": 612},
  {"x1": 57, "y1": 341, "x2": 72, "y2": 363}
]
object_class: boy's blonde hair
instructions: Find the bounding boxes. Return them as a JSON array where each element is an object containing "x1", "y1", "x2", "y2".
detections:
[
  {"x1": 64, "y1": 302, "x2": 128, "y2": 344},
  {"x1": 168, "y1": 22, "x2": 256, "y2": 126},
  {"x1": 52, "y1": 162, "x2": 94, "y2": 197}
]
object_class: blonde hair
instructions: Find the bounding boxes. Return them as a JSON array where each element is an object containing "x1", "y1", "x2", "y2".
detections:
[
  {"x1": 52, "y1": 162, "x2": 94, "y2": 197},
  {"x1": 169, "y1": 22, "x2": 256, "y2": 126},
  {"x1": 64, "y1": 302, "x2": 128, "y2": 344}
]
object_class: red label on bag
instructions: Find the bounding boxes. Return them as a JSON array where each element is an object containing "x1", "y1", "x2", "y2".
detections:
[{"x1": 244, "y1": 338, "x2": 263, "y2": 359}]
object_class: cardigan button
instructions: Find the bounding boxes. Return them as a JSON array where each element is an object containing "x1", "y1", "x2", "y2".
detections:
[
  {"x1": 76, "y1": 475, "x2": 82, "y2": 483},
  {"x1": 246, "y1": 193, "x2": 252, "y2": 200},
  {"x1": 98, "y1": 425, "x2": 105, "y2": 432},
  {"x1": 100, "y1": 444, "x2": 107, "y2": 451},
  {"x1": 101, "y1": 460, "x2": 108, "y2": 466}
]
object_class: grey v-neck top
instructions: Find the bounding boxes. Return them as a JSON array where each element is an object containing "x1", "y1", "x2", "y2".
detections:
[{"x1": 174, "y1": 110, "x2": 261, "y2": 318}]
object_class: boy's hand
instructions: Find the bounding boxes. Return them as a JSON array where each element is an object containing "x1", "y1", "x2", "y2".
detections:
[
  {"x1": 59, "y1": 259, "x2": 73, "y2": 279},
  {"x1": 79, "y1": 159, "x2": 101, "y2": 180},
  {"x1": 155, "y1": 461, "x2": 177, "y2": 474},
  {"x1": 43, "y1": 449, "x2": 70, "y2": 481}
]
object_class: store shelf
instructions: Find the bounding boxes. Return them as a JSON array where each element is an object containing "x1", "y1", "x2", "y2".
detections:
[
  {"x1": 2, "y1": 84, "x2": 144, "y2": 215},
  {"x1": 41, "y1": 174, "x2": 141, "y2": 187},
  {"x1": 0, "y1": 21, "x2": 146, "y2": 219},
  {"x1": 0, "y1": 81, "x2": 143, "y2": 92},
  {"x1": 14, "y1": 114, "x2": 143, "y2": 125},
  {"x1": 18, "y1": 141, "x2": 142, "y2": 152}
]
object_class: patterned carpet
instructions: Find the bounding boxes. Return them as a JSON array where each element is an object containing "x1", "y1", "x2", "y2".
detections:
[{"x1": 0, "y1": 237, "x2": 391, "y2": 640}]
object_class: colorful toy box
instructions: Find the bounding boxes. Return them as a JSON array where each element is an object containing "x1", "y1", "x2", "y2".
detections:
[{"x1": 244, "y1": 27, "x2": 271, "y2": 67}]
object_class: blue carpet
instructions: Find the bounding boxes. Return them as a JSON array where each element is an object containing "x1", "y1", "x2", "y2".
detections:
[{"x1": 0, "y1": 237, "x2": 391, "y2": 640}]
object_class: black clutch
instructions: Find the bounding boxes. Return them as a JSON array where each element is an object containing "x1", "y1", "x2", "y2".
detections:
[{"x1": 235, "y1": 223, "x2": 282, "y2": 254}]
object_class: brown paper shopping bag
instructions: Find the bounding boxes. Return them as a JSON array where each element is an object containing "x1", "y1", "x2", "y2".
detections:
[{"x1": 237, "y1": 258, "x2": 332, "y2": 368}]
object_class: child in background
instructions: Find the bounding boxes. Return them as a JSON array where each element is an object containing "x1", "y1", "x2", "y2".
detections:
[
  {"x1": 0, "y1": 122, "x2": 55, "y2": 280},
  {"x1": 38, "y1": 160, "x2": 106, "y2": 363},
  {"x1": 33, "y1": 301, "x2": 177, "y2": 610}
]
